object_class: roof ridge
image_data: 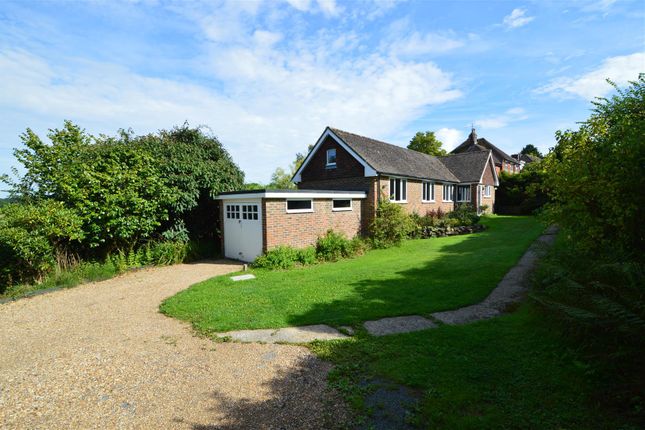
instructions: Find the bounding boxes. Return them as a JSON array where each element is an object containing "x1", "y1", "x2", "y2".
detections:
[
  {"x1": 439, "y1": 150, "x2": 490, "y2": 159},
  {"x1": 329, "y1": 126, "x2": 439, "y2": 160}
]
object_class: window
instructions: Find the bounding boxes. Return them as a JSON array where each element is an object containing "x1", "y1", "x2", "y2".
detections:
[
  {"x1": 484, "y1": 185, "x2": 491, "y2": 197},
  {"x1": 226, "y1": 204, "x2": 240, "y2": 219},
  {"x1": 457, "y1": 185, "x2": 471, "y2": 202},
  {"x1": 442, "y1": 184, "x2": 454, "y2": 202},
  {"x1": 332, "y1": 199, "x2": 352, "y2": 211},
  {"x1": 241, "y1": 204, "x2": 259, "y2": 220},
  {"x1": 326, "y1": 148, "x2": 337, "y2": 167},
  {"x1": 422, "y1": 181, "x2": 435, "y2": 202},
  {"x1": 286, "y1": 199, "x2": 313, "y2": 213},
  {"x1": 389, "y1": 178, "x2": 407, "y2": 202}
]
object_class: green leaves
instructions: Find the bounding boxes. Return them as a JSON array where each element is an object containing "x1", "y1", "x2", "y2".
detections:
[{"x1": 407, "y1": 131, "x2": 447, "y2": 156}]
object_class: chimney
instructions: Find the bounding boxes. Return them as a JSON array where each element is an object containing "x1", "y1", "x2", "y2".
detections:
[{"x1": 469, "y1": 127, "x2": 478, "y2": 145}]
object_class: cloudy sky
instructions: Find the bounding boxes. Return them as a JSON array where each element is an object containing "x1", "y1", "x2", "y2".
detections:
[{"x1": 0, "y1": 0, "x2": 643, "y2": 187}]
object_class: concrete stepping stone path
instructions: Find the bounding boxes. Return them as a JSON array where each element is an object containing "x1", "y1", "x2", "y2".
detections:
[{"x1": 216, "y1": 324, "x2": 348, "y2": 343}]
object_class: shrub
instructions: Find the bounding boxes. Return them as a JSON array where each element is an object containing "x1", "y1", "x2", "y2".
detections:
[
  {"x1": 296, "y1": 247, "x2": 317, "y2": 265},
  {"x1": 448, "y1": 204, "x2": 480, "y2": 226},
  {"x1": 0, "y1": 201, "x2": 84, "y2": 291},
  {"x1": 253, "y1": 246, "x2": 300, "y2": 269},
  {"x1": 316, "y1": 230, "x2": 355, "y2": 261},
  {"x1": 369, "y1": 200, "x2": 412, "y2": 248}
]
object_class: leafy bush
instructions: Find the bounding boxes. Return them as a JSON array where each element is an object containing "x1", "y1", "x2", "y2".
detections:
[
  {"x1": 0, "y1": 201, "x2": 84, "y2": 291},
  {"x1": 316, "y1": 230, "x2": 357, "y2": 261},
  {"x1": 542, "y1": 75, "x2": 645, "y2": 257},
  {"x1": 254, "y1": 246, "x2": 301, "y2": 269},
  {"x1": 369, "y1": 200, "x2": 412, "y2": 248},
  {"x1": 496, "y1": 165, "x2": 548, "y2": 215},
  {"x1": 448, "y1": 204, "x2": 480, "y2": 226},
  {"x1": 297, "y1": 246, "x2": 318, "y2": 265}
]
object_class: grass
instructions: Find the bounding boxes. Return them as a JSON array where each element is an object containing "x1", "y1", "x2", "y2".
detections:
[
  {"x1": 160, "y1": 215, "x2": 544, "y2": 333},
  {"x1": 1, "y1": 260, "x2": 120, "y2": 300},
  {"x1": 310, "y1": 304, "x2": 634, "y2": 429}
]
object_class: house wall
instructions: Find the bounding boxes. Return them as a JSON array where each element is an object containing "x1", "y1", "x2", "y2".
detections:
[
  {"x1": 480, "y1": 160, "x2": 496, "y2": 213},
  {"x1": 296, "y1": 177, "x2": 378, "y2": 233},
  {"x1": 263, "y1": 198, "x2": 363, "y2": 250},
  {"x1": 381, "y1": 176, "x2": 456, "y2": 215},
  {"x1": 299, "y1": 136, "x2": 365, "y2": 182}
]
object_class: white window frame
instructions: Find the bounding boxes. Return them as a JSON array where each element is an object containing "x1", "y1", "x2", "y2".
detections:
[
  {"x1": 326, "y1": 148, "x2": 337, "y2": 167},
  {"x1": 389, "y1": 177, "x2": 407, "y2": 203},
  {"x1": 332, "y1": 198, "x2": 352, "y2": 212},
  {"x1": 484, "y1": 185, "x2": 491, "y2": 197},
  {"x1": 456, "y1": 185, "x2": 471, "y2": 202},
  {"x1": 286, "y1": 199, "x2": 314, "y2": 214},
  {"x1": 422, "y1": 181, "x2": 435, "y2": 202},
  {"x1": 442, "y1": 184, "x2": 454, "y2": 202}
]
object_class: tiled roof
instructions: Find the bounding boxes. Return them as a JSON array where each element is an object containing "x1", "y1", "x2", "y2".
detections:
[
  {"x1": 452, "y1": 129, "x2": 519, "y2": 165},
  {"x1": 329, "y1": 128, "x2": 460, "y2": 182},
  {"x1": 438, "y1": 151, "x2": 492, "y2": 183}
]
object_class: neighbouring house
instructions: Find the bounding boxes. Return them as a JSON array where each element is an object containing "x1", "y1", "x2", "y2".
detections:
[
  {"x1": 451, "y1": 128, "x2": 521, "y2": 175},
  {"x1": 511, "y1": 152, "x2": 542, "y2": 170},
  {"x1": 217, "y1": 126, "x2": 499, "y2": 262}
]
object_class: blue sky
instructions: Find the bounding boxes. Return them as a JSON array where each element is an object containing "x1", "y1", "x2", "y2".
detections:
[{"x1": 0, "y1": 0, "x2": 643, "y2": 189}]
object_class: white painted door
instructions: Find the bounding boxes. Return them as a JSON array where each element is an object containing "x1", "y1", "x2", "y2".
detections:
[{"x1": 223, "y1": 200, "x2": 263, "y2": 262}]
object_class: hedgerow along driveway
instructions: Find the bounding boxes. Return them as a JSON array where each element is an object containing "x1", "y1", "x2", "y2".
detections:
[
  {"x1": 0, "y1": 261, "x2": 349, "y2": 429},
  {"x1": 161, "y1": 216, "x2": 544, "y2": 333}
]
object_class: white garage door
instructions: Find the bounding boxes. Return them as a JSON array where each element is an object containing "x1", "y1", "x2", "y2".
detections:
[{"x1": 223, "y1": 200, "x2": 263, "y2": 262}]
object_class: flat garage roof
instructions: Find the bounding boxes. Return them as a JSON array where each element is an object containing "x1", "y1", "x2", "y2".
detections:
[{"x1": 215, "y1": 189, "x2": 367, "y2": 200}]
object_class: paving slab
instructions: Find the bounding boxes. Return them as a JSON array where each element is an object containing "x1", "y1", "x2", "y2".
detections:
[
  {"x1": 364, "y1": 315, "x2": 437, "y2": 336},
  {"x1": 230, "y1": 274, "x2": 256, "y2": 281},
  {"x1": 217, "y1": 324, "x2": 348, "y2": 343}
]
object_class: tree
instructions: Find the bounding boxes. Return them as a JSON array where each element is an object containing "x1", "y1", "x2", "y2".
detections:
[
  {"x1": 543, "y1": 75, "x2": 645, "y2": 257},
  {"x1": 268, "y1": 144, "x2": 313, "y2": 190},
  {"x1": 407, "y1": 131, "x2": 447, "y2": 156},
  {"x1": 520, "y1": 144, "x2": 542, "y2": 158}
]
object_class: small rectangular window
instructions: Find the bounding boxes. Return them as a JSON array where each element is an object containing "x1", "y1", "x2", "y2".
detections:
[
  {"x1": 389, "y1": 178, "x2": 407, "y2": 202},
  {"x1": 326, "y1": 148, "x2": 337, "y2": 167},
  {"x1": 332, "y1": 199, "x2": 352, "y2": 211},
  {"x1": 484, "y1": 185, "x2": 491, "y2": 197},
  {"x1": 286, "y1": 199, "x2": 313, "y2": 213},
  {"x1": 422, "y1": 181, "x2": 435, "y2": 202},
  {"x1": 442, "y1": 184, "x2": 454, "y2": 202},
  {"x1": 457, "y1": 185, "x2": 471, "y2": 202}
]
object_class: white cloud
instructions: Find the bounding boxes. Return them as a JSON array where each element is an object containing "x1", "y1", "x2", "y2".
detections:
[
  {"x1": 388, "y1": 31, "x2": 464, "y2": 57},
  {"x1": 284, "y1": 0, "x2": 340, "y2": 16},
  {"x1": 435, "y1": 128, "x2": 464, "y2": 151},
  {"x1": 503, "y1": 8, "x2": 534, "y2": 29},
  {"x1": 284, "y1": 0, "x2": 311, "y2": 12},
  {"x1": 536, "y1": 52, "x2": 644, "y2": 100},
  {"x1": 475, "y1": 108, "x2": 528, "y2": 129}
]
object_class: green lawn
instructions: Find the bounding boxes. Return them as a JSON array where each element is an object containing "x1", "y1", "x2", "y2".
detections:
[
  {"x1": 160, "y1": 216, "x2": 544, "y2": 333},
  {"x1": 311, "y1": 304, "x2": 629, "y2": 429}
]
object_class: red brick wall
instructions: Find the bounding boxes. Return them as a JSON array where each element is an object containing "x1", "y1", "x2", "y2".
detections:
[
  {"x1": 297, "y1": 177, "x2": 378, "y2": 233},
  {"x1": 380, "y1": 176, "x2": 456, "y2": 215},
  {"x1": 263, "y1": 198, "x2": 363, "y2": 250},
  {"x1": 300, "y1": 136, "x2": 365, "y2": 182}
]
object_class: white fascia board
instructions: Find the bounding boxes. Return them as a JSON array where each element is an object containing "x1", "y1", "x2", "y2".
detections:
[
  {"x1": 216, "y1": 191, "x2": 367, "y2": 200},
  {"x1": 479, "y1": 151, "x2": 500, "y2": 186},
  {"x1": 292, "y1": 128, "x2": 378, "y2": 182}
]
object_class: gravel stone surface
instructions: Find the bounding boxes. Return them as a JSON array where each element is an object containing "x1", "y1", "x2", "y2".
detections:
[
  {"x1": 363, "y1": 316, "x2": 436, "y2": 336},
  {"x1": 0, "y1": 261, "x2": 349, "y2": 429}
]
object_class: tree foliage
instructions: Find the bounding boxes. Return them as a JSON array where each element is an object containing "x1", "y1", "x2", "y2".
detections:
[
  {"x1": 496, "y1": 163, "x2": 548, "y2": 214},
  {"x1": 407, "y1": 131, "x2": 447, "y2": 156},
  {"x1": 268, "y1": 145, "x2": 312, "y2": 189},
  {"x1": 542, "y1": 75, "x2": 645, "y2": 257},
  {"x1": 520, "y1": 144, "x2": 543, "y2": 158}
]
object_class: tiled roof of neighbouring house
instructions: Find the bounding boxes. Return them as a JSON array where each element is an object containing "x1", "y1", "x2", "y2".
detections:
[
  {"x1": 452, "y1": 129, "x2": 518, "y2": 166},
  {"x1": 329, "y1": 128, "x2": 460, "y2": 182},
  {"x1": 512, "y1": 153, "x2": 542, "y2": 163},
  {"x1": 438, "y1": 151, "x2": 492, "y2": 183}
]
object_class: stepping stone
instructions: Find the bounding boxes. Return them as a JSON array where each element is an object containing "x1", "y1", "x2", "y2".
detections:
[
  {"x1": 364, "y1": 316, "x2": 436, "y2": 336},
  {"x1": 230, "y1": 274, "x2": 256, "y2": 282},
  {"x1": 216, "y1": 324, "x2": 347, "y2": 343}
]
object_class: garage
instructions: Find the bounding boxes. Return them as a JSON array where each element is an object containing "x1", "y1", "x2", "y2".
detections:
[
  {"x1": 216, "y1": 190, "x2": 367, "y2": 262},
  {"x1": 221, "y1": 199, "x2": 263, "y2": 262}
]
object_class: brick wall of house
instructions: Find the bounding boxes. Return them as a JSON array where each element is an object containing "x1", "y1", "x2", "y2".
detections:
[
  {"x1": 297, "y1": 177, "x2": 378, "y2": 233},
  {"x1": 263, "y1": 198, "x2": 363, "y2": 250},
  {"x1": 300, "y1": 136, "x2": 365, "y2": 182},
  {"x1": 381, "y1": 176, "x2": 456, "y2": 215},
  {"x1": 480, "y1": 159, "x2": 496, "y2": 213}
]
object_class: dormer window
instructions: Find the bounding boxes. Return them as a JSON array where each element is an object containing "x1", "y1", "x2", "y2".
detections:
[{"x1": 326, "y1": 148, "x2": 337, "y2": 167}]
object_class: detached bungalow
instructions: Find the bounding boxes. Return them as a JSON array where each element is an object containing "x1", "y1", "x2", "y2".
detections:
[{"x1": 217, "y1": 127, "x2": 499, "y2": 262}]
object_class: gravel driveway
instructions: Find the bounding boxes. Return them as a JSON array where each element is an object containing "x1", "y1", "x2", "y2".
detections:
[{"x1": 0, "y1": 261, "x2": 346, "y2": 429}]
